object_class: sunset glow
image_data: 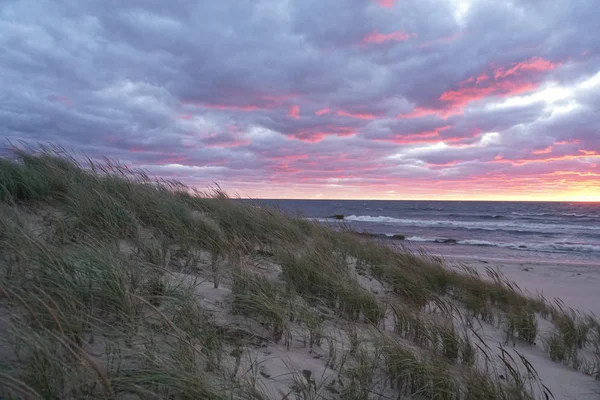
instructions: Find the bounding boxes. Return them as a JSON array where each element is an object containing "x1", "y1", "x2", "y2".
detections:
[{"x1": 1, "y1": 0, "x2": 599, "y2": 201}]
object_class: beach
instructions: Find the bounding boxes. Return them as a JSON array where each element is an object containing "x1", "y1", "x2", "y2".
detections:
[
  {"x1": 1, "y1": 153, "x2": 599, "y2": 399},
  {"x1": 451, "y1": 258, "x2": 600, "y2": 316},
  {"x1": 249, "y1": 199, "x2": 600, "y2": 266},
  {"x1": 246, "y1": 199, "x2": 600, "y2": 399}
]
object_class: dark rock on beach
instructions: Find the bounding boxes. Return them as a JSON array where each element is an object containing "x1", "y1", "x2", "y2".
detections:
[
  {"x1": 356, "y1": 231, "x2": 379, "y2": 238},
  {"x1": 435, "y1": 238, "x2": 458, "y2": 244}
]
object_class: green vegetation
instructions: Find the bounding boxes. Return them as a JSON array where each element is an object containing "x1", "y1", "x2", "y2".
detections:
[{"x1": 0, "y1": 145, "x2": 597, "y2": 399}]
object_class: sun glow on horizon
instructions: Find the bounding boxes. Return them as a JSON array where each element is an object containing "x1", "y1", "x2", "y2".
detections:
[{"x1": 196, "y1": 181, "x2": 600, "y2": 202}]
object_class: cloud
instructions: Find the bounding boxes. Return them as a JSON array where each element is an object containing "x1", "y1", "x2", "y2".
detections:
[
  {"x1": 288, "y1": 105, "x2": 300, "y2": 119},
  {"x1": 362, "y1": 31, "x2": 416, "y2": 44},
  {"x1": 375, "y1": 0, "x2": 395, "y2": 8},
  {"x1": 1, "y1": 0, "x2": 599, "y2": 199}
]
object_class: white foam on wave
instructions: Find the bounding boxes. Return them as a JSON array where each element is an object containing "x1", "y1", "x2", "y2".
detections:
[
  {"x1": 512, "y1": 211, "x2": 597, "y2": 218},
  {"x1": 459, "y1": 239, "x2": 497, "y2": 246},
  {"x1": 401, "y1": 237, "x2": 600, "y2": 253},
  {"x1": 436, "y1": 238, "x2": 600, "y2": 253},
  {"x1": 344, "y1": 215, "x2": 600, "y2": 233},
  {"x1": 309, "y1": 218, "x2": 334, "y2": 223},
  {"x1": 529, "y1": 243, "x2": 600, "y2": 253},
  {"x1": 405, "y1": 236, "x2": 437, "y2": 242}
]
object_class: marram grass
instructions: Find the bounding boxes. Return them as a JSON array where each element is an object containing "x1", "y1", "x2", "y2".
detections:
[{"x1": 0, "y1": 144, "x2": 596, "y2": 399}]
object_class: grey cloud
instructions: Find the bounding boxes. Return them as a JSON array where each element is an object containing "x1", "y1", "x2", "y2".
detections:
[{"x1": 1, "y1": 0, "x2": 598, "y2": 194}]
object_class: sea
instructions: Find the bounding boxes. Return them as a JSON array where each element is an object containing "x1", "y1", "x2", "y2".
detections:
[{"x1": 243, "y1": 200, "x2": 600, "y2": 265}]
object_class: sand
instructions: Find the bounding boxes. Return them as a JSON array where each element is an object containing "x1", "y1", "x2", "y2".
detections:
[
  {"x1": 445, "y1": 256, "x2": 600, "y2": 399},
  {"x1": 178, "y1": 251, "x2": 600, "y2": 400},
  {"x1": 453, "y1": 257, "x2": 600, "y2": 317}
]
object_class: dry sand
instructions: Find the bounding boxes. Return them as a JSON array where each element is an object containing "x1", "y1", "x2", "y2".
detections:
[
  {"x1": 180, "y1": 251, "x2": 600, "y2": 400},
  {"x1": 453, "y1": 257, "x2": 600, "y2": 317},
  {"x1": 448, "y1": 257, "x2": 600, "y2": 399}
]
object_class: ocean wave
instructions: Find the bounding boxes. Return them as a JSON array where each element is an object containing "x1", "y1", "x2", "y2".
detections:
[
  {"x1": 311, "y1": 217, "x2": 334, "y2": 223},
  {"x1": 404, "y1": 237, "x2": 600, "y2": 253},
  {"x1": 511, "y1": 211, "x2": 597, "y2": 218},
  {"x1": 469, "y1": 241, "x2": 600, "y2": 253},
  {"x1": 405, "y1": 236, "x2": 436, "y2": 242},
  {"x1": 449, "y1": 213, "x2": 504, "y2": 219},
  {"x1": 344, "y1": 215, "x2": 600, "y2": 233}
]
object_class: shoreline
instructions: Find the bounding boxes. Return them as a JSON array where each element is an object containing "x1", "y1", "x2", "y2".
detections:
[
  {"x1": 317, "y1": 219, "x2": 600, "y2": 266},
  {"x1": 391, "y1": 238, "x2": 600, "y2": 316}
]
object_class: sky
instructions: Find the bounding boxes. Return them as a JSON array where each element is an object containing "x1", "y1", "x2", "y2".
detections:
[{"x1": 1, "y1": 0, "x2": 599, "y2": 201}]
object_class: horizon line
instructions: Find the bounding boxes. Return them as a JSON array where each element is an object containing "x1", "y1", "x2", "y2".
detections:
[{"x1": 237, "y1": 198, "x2": 599, "y2": 203}]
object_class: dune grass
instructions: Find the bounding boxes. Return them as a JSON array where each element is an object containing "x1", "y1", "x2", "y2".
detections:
[{"x1": 0, "y1": 144, "x2": 597, "y2": 399}]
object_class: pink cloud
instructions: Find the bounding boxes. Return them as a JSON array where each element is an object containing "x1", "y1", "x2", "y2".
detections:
[
  {"x1": 532, "y1": 146, "x2": 552, "y2": 155},
  {"x1": 335, "y1": 110, "x2": 379, "y2": 120},
  {"x1": 289, "y1": 104, "x2": 300, "y2": 119},
  {"x1": 376, "y1": 125, "x2": 474, "y2": 145},
  {"x1": 396, "y1": 106, "x2": 463, "y2": 119},
  {"x1": 374, "y1": 0, "x2": 394, "y2": 8},
  {"x1": 315, "y1": 108, "x2": 332, "y2": 116},
  {"x1": 494, "y1": 57, "x2": 558, "y2": 79},
  {"x1": 476, "y1": 73, "x2": 490, "y2": 84},
  {"x1": 555, "y1": 139, "x2": 580, "y2": 145},
  {"x1": 440, "y1": 79, "x2": 540, "y2": 109},
  {"x1": 362, "y1": 30, "x2": 416, "y2": 44},
  {"x1": 439, "y1": 86, "x2": 497, "y2": 108},
  {"x1": 289, "y1": 126, "x2": 356, "y2": 142},
  {"x1": 579, "y1": 149, "x2": 597, "y2": 155},
  {"x1": 397, "y1": 79, "x2": 540, "y2": 119},
  {"x1": 492, "y1": 152, "x2": 600, "y2": 166},
  {"x1": 397, "y1": 58, "x2": 557, "y2": 119}
]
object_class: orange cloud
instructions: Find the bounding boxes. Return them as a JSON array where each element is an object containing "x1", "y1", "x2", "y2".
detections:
[
  {"x1": 493, "y1": 152, "x2": 600, "y2": 166},
  {"x1": 548, "y1": 171, "x2": 600, "y2": 178},
  {"x1": 362, "y1": 30, "x2": 415, "y2": 44},
  {"x1": 532, "y1": 146, "x2": 552, "y2": 155},
  {"x1": 555, "y1": 139, "x2": 580, "y2": 145}
]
